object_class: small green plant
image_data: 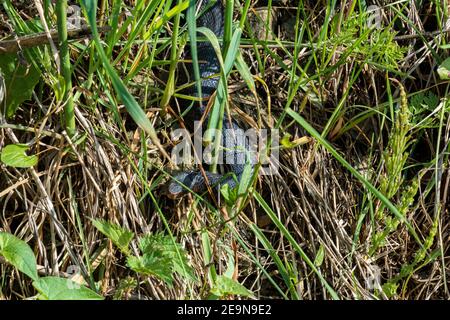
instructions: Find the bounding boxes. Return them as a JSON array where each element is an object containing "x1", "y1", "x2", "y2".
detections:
[
  {"x1": 92, "y1": 219, "x2": 254, "y2": 298},
  {"x1": 410, "y1": 91, "x2": 440, "y2": 127},
  {"x1": 92, "y1": 219, "x2": 195, "y2": 287},
  {"x1": 204, "y1": 237, "x2": 254, "y2": 299},
  {"x1": 366, "y1": 81, "x2": 442, "y2": 298},
  {"x1": 210, "y1": 275, "x2": 253, "y2": 298},
  {"x1": 113, "y1": 277, "x2": 138, "y2": 300},
  {"x1": 0, "y1": 232, "x2": 103, "y2": 300},
  {"x1": 382, "y1": 218, "x2": 440, "y2": 298},
  {"x1": 369, "y1": 80, "x2": 416, "y2": 255}
]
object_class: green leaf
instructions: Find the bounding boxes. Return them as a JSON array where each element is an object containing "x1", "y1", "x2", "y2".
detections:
[
  {"x1": 314, "y1": 244, "x2": 325, "y2": 267},
  {"x1": 220, "y1": 183, "x2": 238, "y2": 206},
  {"x1": 423, "y1": 92, "x2": 439, "y2": 110},
  {"x1": 146, "y1": 1, "x2": 189, "y2": 36},
  {"x1": 223, "y1": 247, "x2": 235, "y2": 279},
  {"x1": 0, "y1": 232, "x2": 38, "y2": 281},
  {"x1": 0, "y1": 53, "x2": 41, "y2": 117},
  {"x1": 123, "y1": 233, "x2": 197, "y2": 286},
  {"x1": 280, "y1": 133, "x2": 298, "y2": 148},
  {"x1": 280, "y1": 133, "x2": 310, "y2": 149},
  {"x1": 33, "y1": 277, "x2": 103, "y2": 300},
  {"x1": 237, "y1": 161, "x2": 253, "y2": 196},
  {"x1": 1, "y1": 144, "x2": 38, "y2": 168},
  {"x1": 139, "y1": 233, "x2": 196, "y2": 283},
  {"x1": 437, "y1": 57, "x2": 450, "y2": 80},
  {"x1": 382, "y1": 281, "x2": 398, "y2": 298},
  {"x1": 91, "y1": 219, "x2": 134, "y2": 255},
  {"x1": 127, "y1": 252, "x2": 174, "y2": 286},
  {"x1": 235, "y1": 51, "x2": 255, "y2": 93},
  {"x1": 113, "y1": 276, "x2": 138, "y2": 300},
  {"x1": 210, "y1": 275, "x2": 254, "y2": 298}
]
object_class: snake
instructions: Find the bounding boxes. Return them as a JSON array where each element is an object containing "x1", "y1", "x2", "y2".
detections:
[{"x1": 167, "y1": 0, "x2": 252, "y2": 198}]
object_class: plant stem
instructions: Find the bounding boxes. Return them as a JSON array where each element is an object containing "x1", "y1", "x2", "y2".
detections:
[{"x1": 56, "y1": 0, "x2": 75, "y2": 137}]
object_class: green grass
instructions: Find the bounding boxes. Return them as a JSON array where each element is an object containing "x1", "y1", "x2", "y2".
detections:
[{"x1": 0, "y1": 0, "x2": 449, "y2": 300}]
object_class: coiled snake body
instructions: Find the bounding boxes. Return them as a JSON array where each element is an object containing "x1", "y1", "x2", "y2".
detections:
[{"x1": 167, "y1": 0, "x2": 251, "y2": 198}]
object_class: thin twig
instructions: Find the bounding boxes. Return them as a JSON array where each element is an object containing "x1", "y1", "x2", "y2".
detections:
[{"x1": 0, "y1": 26, "x2": 111, "y2": 54}]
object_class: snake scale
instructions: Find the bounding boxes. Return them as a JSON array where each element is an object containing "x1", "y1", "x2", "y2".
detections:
[{"x1": 167, "y1": 0, "x2": 252, "y2": 198}]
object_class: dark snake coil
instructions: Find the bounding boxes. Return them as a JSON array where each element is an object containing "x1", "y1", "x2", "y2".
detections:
[{"x1": 167, "y1": 0, "x2": 252, "y2": 197}]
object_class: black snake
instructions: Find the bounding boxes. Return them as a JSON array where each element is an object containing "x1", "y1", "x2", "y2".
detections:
[{"x1": 167, "y1": 0, "x2": 252, "y2": 198}]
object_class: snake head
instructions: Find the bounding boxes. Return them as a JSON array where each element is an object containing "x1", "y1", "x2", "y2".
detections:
[
  {"x1": 165, "y1": 171, "x2": 193, "y2": 199},
  {"x1": 165, "y1": 170, "x2": 210, "y2": 199}
]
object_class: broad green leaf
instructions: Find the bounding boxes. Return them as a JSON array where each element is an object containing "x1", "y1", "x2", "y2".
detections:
[
  {"x1": 1, "y1": 144, "x2": 38, "y2": 168},
  {"x1": 139, "y1": 233, "x2": 196, "y2": 282},
  {"x1": 0, "y1": 232, "x2": 38, "y2": 281},
  {"x1": 127, "y1": 253, "x2": 174, "y2": 286},
  {"x1": 91, "y1": 219, "x2": 134, "y2": 255},
  {"x1": 210, "y1": 275, "x2": 254, "y2": 298},
  {"x1": 0, "y1": 53, "x2": 41, "y2": 117},
  {"x1": 33, "y1": 277, "x2": 103, "y2": 300},
  {"x1": 113, "y1": 232, "x2": 198, "y2": 287}
]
